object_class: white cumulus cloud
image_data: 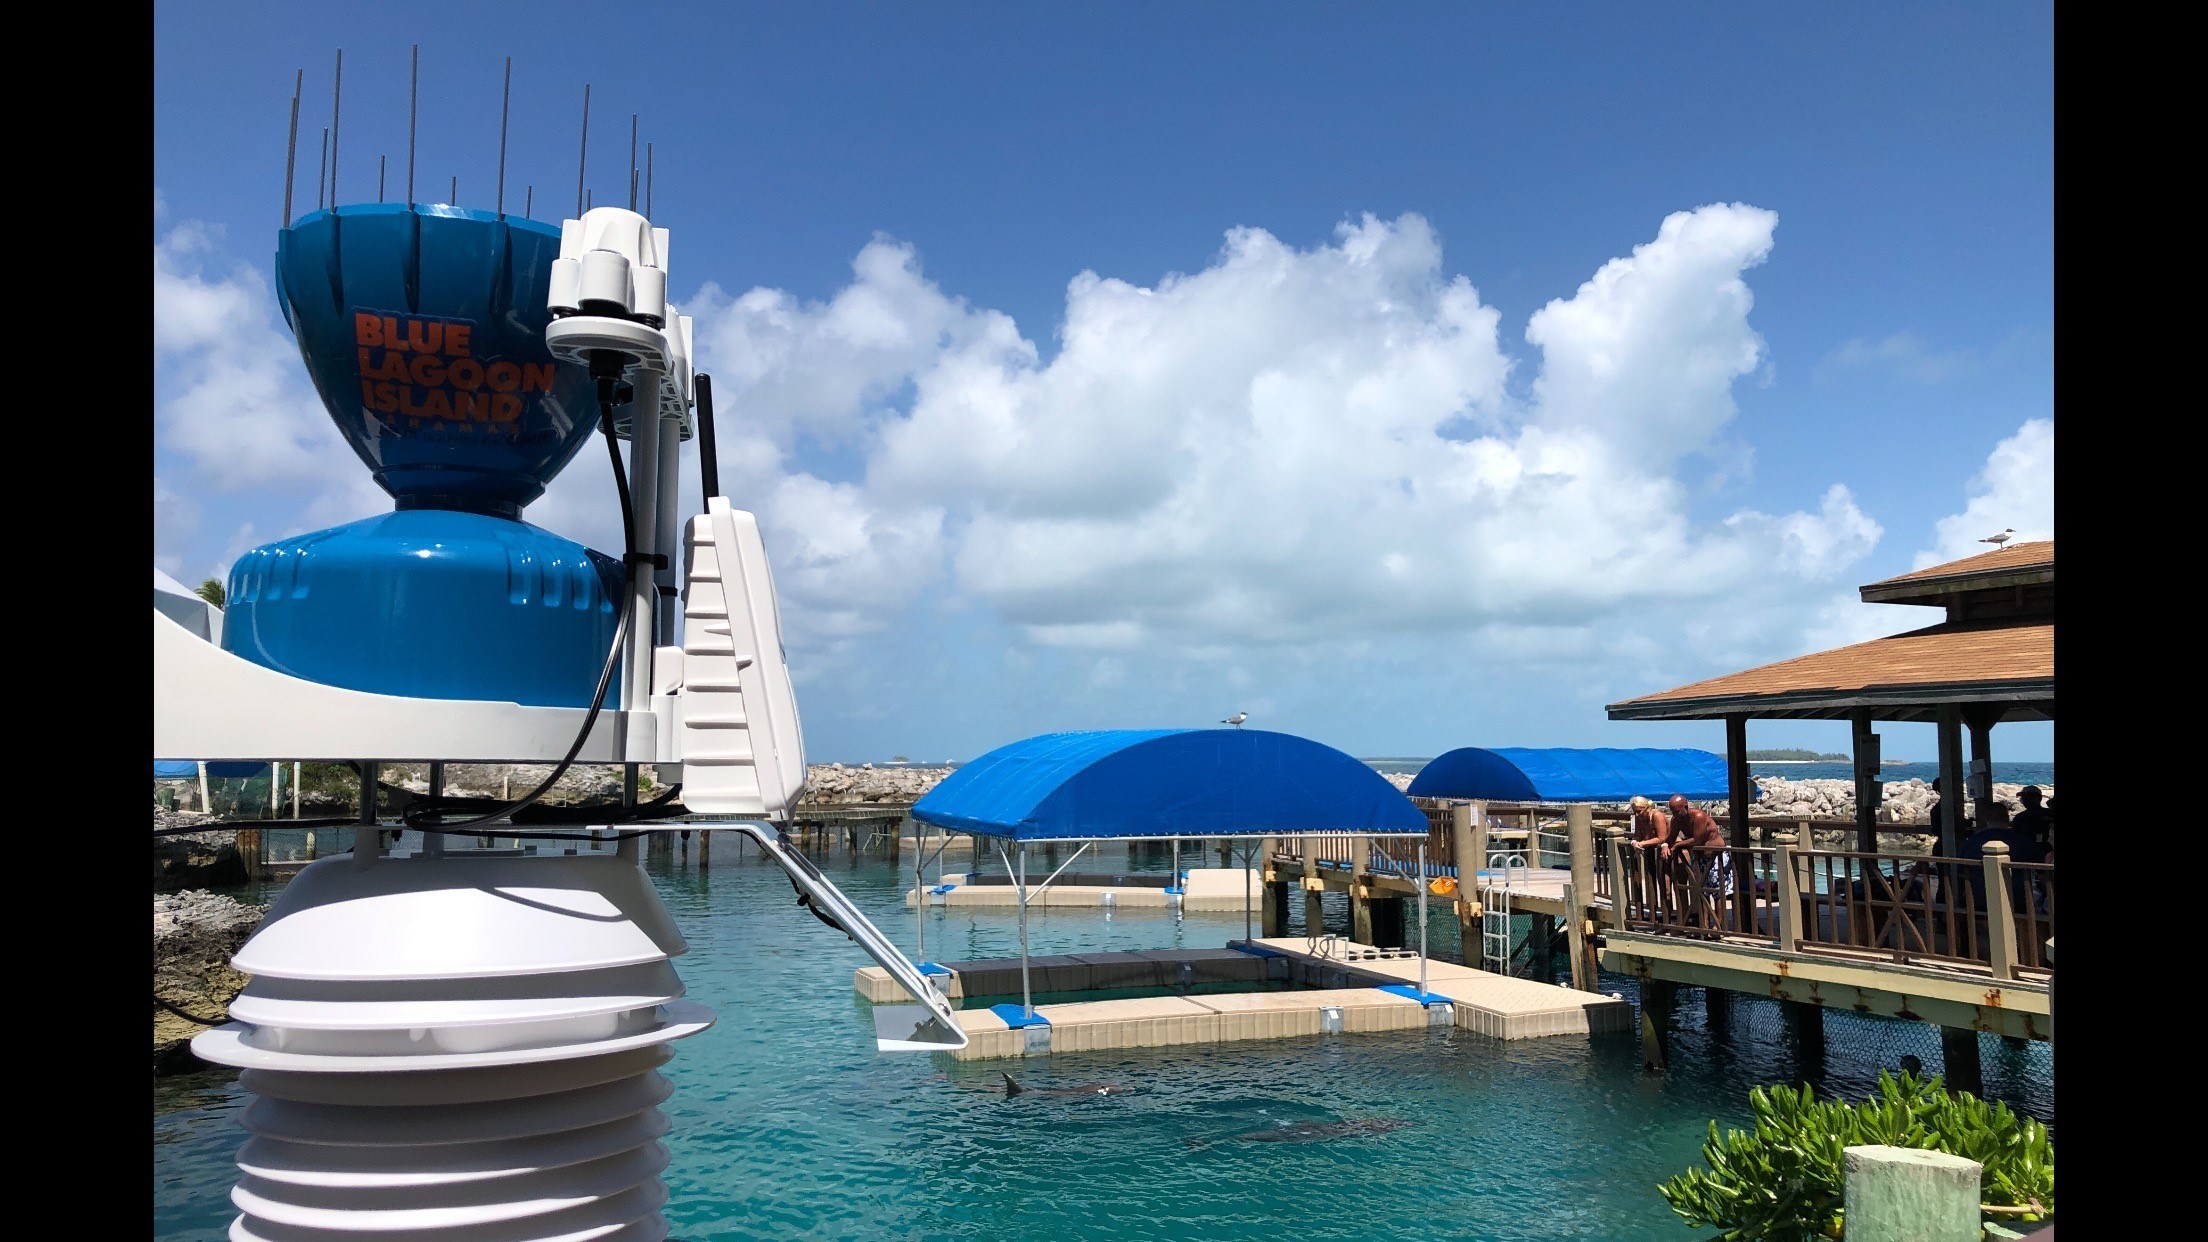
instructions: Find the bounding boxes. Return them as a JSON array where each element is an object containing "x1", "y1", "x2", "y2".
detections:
[{"x1": 1921, "y1": 418, "x2": 2053, "y2": 566}]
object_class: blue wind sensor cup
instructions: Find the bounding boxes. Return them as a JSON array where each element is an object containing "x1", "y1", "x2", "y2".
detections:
[{"x1": 275, "y1": 203, "x2": 601, "y2": 518}]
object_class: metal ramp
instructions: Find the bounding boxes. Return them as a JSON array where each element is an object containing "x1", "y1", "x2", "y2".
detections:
[{"x1": 719, "y1": 821, "x2": 966, "y2": 1052}]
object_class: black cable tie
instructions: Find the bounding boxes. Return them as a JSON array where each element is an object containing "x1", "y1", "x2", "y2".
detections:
[
  {"x1": 623, "y1": 552, "x2": 669, "y2": 571},
  {"x1": 656, "y1": 585, "x2": 679, "y2": 597}
]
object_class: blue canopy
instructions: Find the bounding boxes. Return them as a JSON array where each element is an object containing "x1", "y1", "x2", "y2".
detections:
[
  {"x1": 153, "y1": 761, "x2": 272, "y2": 779},
  {"x1": 1405, "y1": 747, "x2": 1729, "y2": 803},
  {"x1": 911, "y1": 729, "x2": 1429, "y2": 842}
]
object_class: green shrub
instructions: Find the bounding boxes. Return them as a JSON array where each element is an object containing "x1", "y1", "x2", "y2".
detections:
[{"x1": 1658, "y1": 1071, "x2": 2052, "y2": 1239}]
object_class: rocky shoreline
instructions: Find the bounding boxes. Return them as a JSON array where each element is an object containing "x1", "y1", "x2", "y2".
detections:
[{"x1": 153, "y1": 890, "x2": 265, "y2": 1075}]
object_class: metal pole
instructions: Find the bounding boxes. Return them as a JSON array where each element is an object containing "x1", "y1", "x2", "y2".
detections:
[
  {"x1": 424, "y1": 763, "x2": 446, "y2": 857},
  {"x1": 1418, "y1": 841, "x2": 1430, "y2": 997},
  {"x1": 1242, "y1": 840, "x2": 1252, "y2": 942},
  {"x1": 354, "y1": 761, "x2": 379, "y2": 870},
  {"x1": 269, "y1": 762, "x2": 280, "y2": 816},
  {"x1": 291, "y1": 762, "x2": 301, "y2": 818},
  {"x1": 496, "y1": 57, "x2": 511, "y2": 217},
  {"x1": 197, "y1": 761, "x2": 211, "y2": 813},
  {"x1": 281, "y1": 70, "x2": 300, "y2": 226},
  {"x1": 915, "y1": 820, "x2": 926, "y2": 964},
  {"x1": 577, "y1": 83, "x2": 591, "y2": 218},
  {"x1": 407, "y1": 44, "x2": 418, "y2": 205},
  {"x1": 1018, "y1": 844, "x2": 1033, "y2": 1018},
  {"x1": 328, "y1": 49, "x2": 341, "y2": 207},
  {"x1": 377, "y1": 155, "x2": 385, "y2": 203}
]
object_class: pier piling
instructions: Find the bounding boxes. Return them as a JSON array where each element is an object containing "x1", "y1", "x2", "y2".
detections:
[
  {"x1": 1640, "y1": 979, "x2": 1675, "y2": 1072},
  {"x1": 1938, "y1": 1027, "x2": 1983, "y2": 1095}
]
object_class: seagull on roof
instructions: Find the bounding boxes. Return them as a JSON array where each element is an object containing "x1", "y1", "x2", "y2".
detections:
[
  {"x1": 1979, "y1": 527, "x2": 2016, "y2": 551},
  {"x1": 1221, "y1": 711, "x2": 1248, "y2": 728}
]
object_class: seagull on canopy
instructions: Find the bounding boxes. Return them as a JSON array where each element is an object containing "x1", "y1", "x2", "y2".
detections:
[{"x1": 1221, "y1": 711, "x2": 1248, "y2": 728}]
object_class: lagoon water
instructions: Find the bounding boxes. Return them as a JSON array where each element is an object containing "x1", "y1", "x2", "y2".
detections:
[{"x1": 153, "y1": 846, "x2": 2052, "y2": 1240}]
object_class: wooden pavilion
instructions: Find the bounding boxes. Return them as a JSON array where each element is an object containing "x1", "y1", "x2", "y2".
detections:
[{"x1": 1606, "y1": 541, "x2": 2054, "y2": 855}]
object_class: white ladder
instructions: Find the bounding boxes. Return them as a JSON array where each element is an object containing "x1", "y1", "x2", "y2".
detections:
[{"x1": 1481, "y1": 850, "x2": 1527, "y2": 973}]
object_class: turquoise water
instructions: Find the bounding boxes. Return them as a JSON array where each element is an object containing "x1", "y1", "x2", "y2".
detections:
[{"x1": 153, "y1": 845, "x2": 2053, "y2": 1240}]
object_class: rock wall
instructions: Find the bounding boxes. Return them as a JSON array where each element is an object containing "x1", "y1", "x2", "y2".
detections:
[
  {"x1": 801, "y1": 764, "x2": 953, "y2": 805},
  {"x1": 153, "y1": 890, "x2": 266, "y2": 1075}
]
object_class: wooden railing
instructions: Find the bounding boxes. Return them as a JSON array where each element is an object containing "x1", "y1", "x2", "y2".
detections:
[
  {"x1": 1605, "y1": 832, "x2": 2054, "y2": 983},
  {"x1": 1610, "y1": 845, "x2": 1780, "y2": 939}
]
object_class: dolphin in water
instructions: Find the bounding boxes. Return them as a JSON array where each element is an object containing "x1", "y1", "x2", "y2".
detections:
[
  {"x1": 1190, "y1": 1118, "x2": 1413, "y2": 1146},
  {"x1": 1002, "y1": 1072, "x2": 1126, "y2": 1099}
]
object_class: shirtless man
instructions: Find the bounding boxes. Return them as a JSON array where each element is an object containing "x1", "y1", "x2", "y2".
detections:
[
  {"x1": 1660, "y1": 794, "x2": 1733, "y2": 924},
  {"x1": 1659, "y1": 794, "x2": 1726, "y2": 862}
]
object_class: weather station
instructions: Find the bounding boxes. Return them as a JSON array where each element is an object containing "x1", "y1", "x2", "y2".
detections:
[{"x1": 153, "y1": 54, "x2": 960, "y2": 1242}]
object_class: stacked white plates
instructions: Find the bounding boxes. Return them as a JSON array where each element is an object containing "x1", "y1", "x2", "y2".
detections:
[{"x1": 195, "y1": 851, "x2": 713, "y2": 1240}]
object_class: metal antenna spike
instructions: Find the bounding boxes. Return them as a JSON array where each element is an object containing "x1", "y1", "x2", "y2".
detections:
[
  {"x1": 496, "y1": 56, "x2": 511, "y2": 217},
  {"x1": 450, "y1": 175, "x2": 457, "y2": 206},
  {"x1": 525, "y1": 184, "x2": 534, "y2": 218},
  {"x1": 281, "y1": 69, "x2": 301, "y2": 226},
  {"x1": 628, "y1": 114, "x2": 638, "y2": 210},
  {"x1": 329, "y1": 49, "x2": 342, "y2": 207},
  {"x1": 378, "y1": 155, "x2": 386, "y2": 203},
  {"x1": 646, "y1": 141, "x2": 653, "y2": 218},
  {"x1": 577, "y1": 83, "x2": 591, "y2": 218},
  {"x1": 407, "y1": 44, "x2": 418, "y2": 205},
  {"x1": 316, "y1": 126, "x2": 328, "y2": 211}
]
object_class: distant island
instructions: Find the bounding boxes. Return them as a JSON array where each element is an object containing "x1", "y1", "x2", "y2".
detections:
[{"x1": 1746, "y1": 749, "x2": 1849, "y2": 762}]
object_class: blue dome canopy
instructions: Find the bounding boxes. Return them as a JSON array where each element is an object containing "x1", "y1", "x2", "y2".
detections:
[
  {"x1": 1404, "y1": 747, "x2": 1730, "y2": 803},
  {"x1": 912, "y1": 729, "x2": 1429, "y2": 841}
]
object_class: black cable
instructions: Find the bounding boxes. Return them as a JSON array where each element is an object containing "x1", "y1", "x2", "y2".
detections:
[
  {"x1": 154, "y1": 993, "x2": 229, "y2": 1027},
  {"x1": 398, "y1": 368, "x2": 639, "y2": 833}
]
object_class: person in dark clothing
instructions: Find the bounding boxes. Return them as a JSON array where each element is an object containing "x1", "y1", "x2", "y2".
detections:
[
  {"x1": 2010, "y1": 786, "x2": 2053, "y2": 853},
  {"x1": 1961, "y1": 804, "x2": 2043, "y2": 908}
]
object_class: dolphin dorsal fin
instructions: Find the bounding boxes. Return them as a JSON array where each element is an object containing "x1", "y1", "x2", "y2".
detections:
[{"x1": 1002, "y1": 1072, "x2": 1022, "y2": 1097}]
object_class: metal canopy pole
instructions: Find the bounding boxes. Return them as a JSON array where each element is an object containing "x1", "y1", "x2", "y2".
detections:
[
  {"x1": 1017, "y1": 844, "x2": 1032, "y2": 1017},
  {"x1": 914, "y1": 820, "x2": 927, "y2": 965},
  {"x1": 1242, "y1": 839, "x2": 1253, "y2": 942},
  {"x1": 1418, "y1": 840, "x2": 1430, "y2": 998}
]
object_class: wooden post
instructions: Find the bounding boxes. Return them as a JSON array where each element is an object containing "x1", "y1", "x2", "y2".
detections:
[
  {"x1": 237, "y1": 828, "x2": 261, "y2": 881},
  {"x1": 1525, "y1": 807, "x2": 1544, "y2": 870},
  {"x1": 698, "y1": 829, "x2": 711, "y2": 870},
  {"x1": 1451, "y1": 803, "x2": 1482, "y2": 964},
  {"x1": 1563, "y1": 881, "x2": 1589, "y2": 991},
  {"x1": 1530, "y1": 914, "x2": 1556, "y2": 983},
  {"x1": 1641, "y1": 979, "x2": 1675, "y2": 1072},
  {"x1": 1567, "y1": 804, "x2": 1593, "y2": 925},
  {"x1": 1303, "y1": 883, "x2": 1326, "y2": 938},
  {"x1": 1447, "y1": 802, "x2": 1475, "y2": 885},
  {"x1": 1351, "y1": 836, "x2": 1375, "y2": 944},
  {"x1": 1260, "y1": 836, "x2": 1286, "y2": 937},
  {"x1": 1966, "y1": 709, "x2": 1996, "y2": 808},
  {"x1": 1603, "y1": 826, "x2": 1629, "y2": 931},
  {"x1": 1851, "y1": 711, "x2": 1880, "y2": 854},
  {"x1": 1774, "y1": 830, "x2": 1802, "y2": 951},
  {"x1": 1566, "y1": 804, "x2": 1595, "y2": 989},
  {"x1": 1469, "y1": 802, "x2": 1491, "y2": 874},
  {"x1": 1981, "y1": 840, "x2": 2017, "y2": 981},
  {"x1": 1786, "y1": 996, "x2": 1826, "y2": 1066},
  {"x1": 1936, "y1": 703, "x2": 1966, "y2": 856},
  {"x1": 1938, "y1": 1026, "x2": 1982, "y2": 1095},
  {"x1": 1725, "y1": 715, "x2": 1752, "y2": 851}
]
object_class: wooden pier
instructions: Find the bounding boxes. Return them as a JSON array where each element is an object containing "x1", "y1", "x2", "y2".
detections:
[{"x1": 1266, "y1": 798, "x2": 2056, "y2": 1092}]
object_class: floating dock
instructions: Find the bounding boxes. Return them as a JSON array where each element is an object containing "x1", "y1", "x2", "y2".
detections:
[
  {"x1": 904, "y1": 868, "x2": 1260, "y2": 911},
  {"x1": 855, "y1": 939, "x2": 1631, "y2": 1060}
]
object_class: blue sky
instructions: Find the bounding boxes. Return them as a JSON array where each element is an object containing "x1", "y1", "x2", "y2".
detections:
[{"x1": 154, "y1": 4, "x2": 2054, "y2": 763}]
